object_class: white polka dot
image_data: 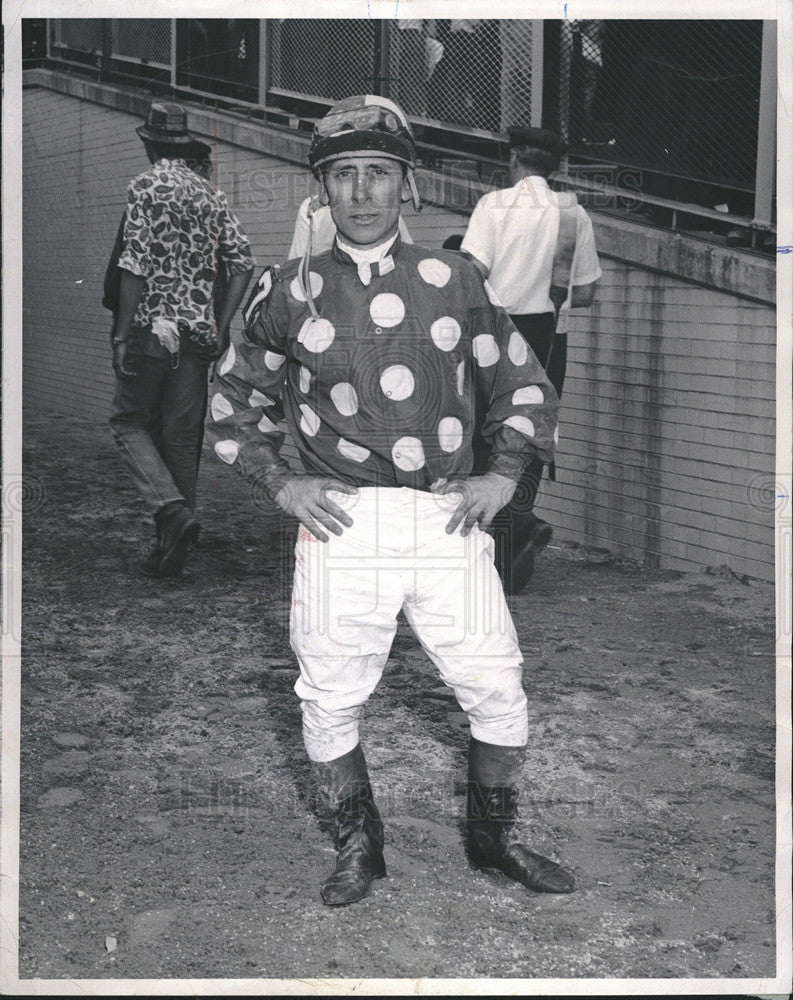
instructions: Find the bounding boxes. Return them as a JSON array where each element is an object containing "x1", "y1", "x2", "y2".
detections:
[
  {"x1": 290, "y1": 271, "x2": 323, "y2": 302},
  {"x1": 512, "y1": 385, "x2": 544, "y2": 405},
  {"x1": 392, "y1": 436, "x2": 425, "y2": 472},
  {"x1": 337, "y1": 438, "x2": 370, "y2": 463},
  {"x1": 299, "y1": 366, "x2": 311, "y2": 393},
  {"x1": 258, "y1": 414, "x2": 278, "y2": 434},
  {"x1": 484, "y1": 280, "x2": 502, "y2": 307},
  {"x1": 331, "y1": 382, "x2": 358, "y2": 416},
  {"x1": 210, "y1": 392, "x2": 234, "y2": 422},
  {"x1": 248, "y1": 389, "x2": 274, "y2": 408},
  {"x1": 379, "y1": 365, "x2": 414, "y2": 401},
  {"x1": 369, "y1": 292, "x2": 405, "y2": 328},
  {"x1": 456, "y1": 360, "x2": 466, "y2": 396},
  {"x1": 507, "y1": 331, "x2": 528, "y2": 366},
  {"x1": 218, "y1": 343, "x2": 236, "y2": 376},
  {"x1": 297, "y1": 316, "x2": 335, "y2": 353},
  {"x1": 504, "y1": 415, "x2": 536, "y2": 439},
  {"x1": 554, "y1": 425, "x2": 560, "y2": 445},
  {"x1": 264, "y1": 350, "x2": 286, "y2": 371},
  {"x1": 438, "y1": 416, "x2": 463, "y2": 453},
  {"x1": 429, "y1": 316, "x2": 461, "y2": 352},
  {"x1": 214, "y1": 440, "x2": 239, "y2": 464},
  {"x1": 418, "y1": 258, "x2": 452, "y2": 288},
  {"x1": 473, "y1": 334, "x2": 500, "y2": 367},
  {"x1": 299, "y1": 404, "x2": 321, "y2": 437}
]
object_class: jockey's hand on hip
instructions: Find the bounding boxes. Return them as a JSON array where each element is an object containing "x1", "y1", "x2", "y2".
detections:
[
  {"x1": 275, "y1": 474, "x2": 358, "y2": 543},
  {"x1": 437, "y1": 473, "x2": 517, "y2": 537}
]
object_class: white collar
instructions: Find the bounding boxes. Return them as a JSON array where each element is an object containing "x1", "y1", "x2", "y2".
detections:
[
  {"x1": 336, "y1": 232, "x2": 399, "y2": 266},
  {"x1": 513, "y1": 174, "x2": 549, "y2": 190}
]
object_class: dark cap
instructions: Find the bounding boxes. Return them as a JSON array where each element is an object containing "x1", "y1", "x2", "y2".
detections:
[
  {"x1": 506, "y1": 126, "x2": 567, "y2": 155},
  {"x1": 136, "y1": 101, "x2": 211, "y2": 156}
]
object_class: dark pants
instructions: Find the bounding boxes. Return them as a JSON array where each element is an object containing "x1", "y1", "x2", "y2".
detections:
[
  {"x1": 109, "y1": 330, "x2": 209, "y2": 516},
  {"x1": 483, "y1": 313, "x2": 566, "y2": 563},
  {"x1": 509, "y1": 311, "x2": 567, "y2": 504}
]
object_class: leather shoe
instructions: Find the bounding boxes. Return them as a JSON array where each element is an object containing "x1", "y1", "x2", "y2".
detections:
[
  {"x1": 155, "y1": 502, "x2": 200, "y2": 577},
  {"x1": 139, "y1": 542, "x2": 162, "y2": 577}
]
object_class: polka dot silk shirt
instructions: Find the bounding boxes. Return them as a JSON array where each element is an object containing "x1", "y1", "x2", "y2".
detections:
[{"x1": 208, "y1": 238, "x2": 559, "y2": 496}]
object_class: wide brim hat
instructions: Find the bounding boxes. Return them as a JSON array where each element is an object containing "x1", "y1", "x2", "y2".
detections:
[
  {"x1": 136, "y1": 101, "x2": 211, "y2": 157},
  {"x1": 506, "y1": 125, "x2": 567, "y2": 155}
]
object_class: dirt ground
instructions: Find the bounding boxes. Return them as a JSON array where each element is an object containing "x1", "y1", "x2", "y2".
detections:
[{"x1": 17, "y1": 410, "x2": 779, "y2": 986}]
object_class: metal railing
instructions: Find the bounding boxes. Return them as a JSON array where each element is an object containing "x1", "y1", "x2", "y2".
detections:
[{"x1": 40, "y1": 17, "x2": 776, "y2": 246}]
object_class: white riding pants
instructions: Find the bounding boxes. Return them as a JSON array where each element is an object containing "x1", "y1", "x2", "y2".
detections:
[{"x1": 290, "y1": 487, "x2": 529, "y2": 762}]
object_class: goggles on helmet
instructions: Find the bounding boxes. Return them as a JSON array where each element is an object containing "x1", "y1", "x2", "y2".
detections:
[{"x1": 308, "y1": 95, "x2": 417, "y2": 173}]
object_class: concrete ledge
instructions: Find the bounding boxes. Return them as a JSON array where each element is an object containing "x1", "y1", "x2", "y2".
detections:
[
  {"x1": 25, "y1": 67, "x2": 775, "y2": 306},
  {"x1": 589, "y1": 216, "x2": 775, "y2": 306}
]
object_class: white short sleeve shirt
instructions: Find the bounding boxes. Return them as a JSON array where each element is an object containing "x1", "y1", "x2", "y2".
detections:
[{"x1": 461, "y1": 175, "x2": 602, "y2": 318}]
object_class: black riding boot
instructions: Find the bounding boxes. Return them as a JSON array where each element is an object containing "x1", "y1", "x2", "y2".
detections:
[
  {"x1": 313, "y1": 743, "x2": 386, "y2": 906},
  {"x1": 467, "y1": 737, "x2": 575, "y2": 894}
]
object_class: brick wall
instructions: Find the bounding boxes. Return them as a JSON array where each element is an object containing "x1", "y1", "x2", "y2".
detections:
[
  {"x1": 550, "y1": 271, "x2": 775, "y2": 581},
  {"x1": 22, "y1": 84, "x2": 776, "y2": 581}
]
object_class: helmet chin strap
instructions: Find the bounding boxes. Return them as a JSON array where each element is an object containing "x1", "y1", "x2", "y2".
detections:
[
  {"x1": 407, "y1": 168, "x2": 422, "y2": 213},
  {"x1": 299, "y1": 197, "x2": 321, "y2": 320}
]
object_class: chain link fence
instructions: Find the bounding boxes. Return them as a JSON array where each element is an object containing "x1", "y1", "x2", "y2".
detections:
[
  {"x1": 49, "y1": 19, "x2": 105, "y2": 67},
  {"x1": 175, "y1": 19, "x2": 259, "y2": 104},
  {"x1": 266, "y1": 20, "x2": 537, "y2": 134},
  {"x1": 419, "y1": 20, "x2": 536, "y2": 133},
  {"x1": 42, "y1": 17, "x2": 771, "y2": 232},
  {"x1": 268, "y1": 19, "x2": 377, "y2": 103},
  {"x1": 110, "y1": 20, "x2": 171, "y2": 69},
  {"x1": 548, "y1": 19, "x2": 764, "y2": 218}
]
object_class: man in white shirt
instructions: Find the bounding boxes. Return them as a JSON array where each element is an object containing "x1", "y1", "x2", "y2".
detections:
[{"x1": 462, "y1": 125, "x2": 602, "y2": 593}]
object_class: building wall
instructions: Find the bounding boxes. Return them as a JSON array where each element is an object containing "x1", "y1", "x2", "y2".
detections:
[{"x1": 22, "y1": 84, "x2": 776, "y2": 581}]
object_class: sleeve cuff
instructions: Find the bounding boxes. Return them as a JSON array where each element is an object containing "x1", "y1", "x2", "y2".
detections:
[
  {"x1": 459, "y1": 241, "x2": 491, "y2": 268},
  {"x1": 250, "y1": 460, "x2": 294, "y2": 502},
  {"x1": 486, "y1": 452, "x2": 527, "y2": 483},
  {"x1": 486, "y1": 425, "x2": 548, "y2": 480},
  {"x1": 117, "y1": 256, "x2": 151, "y2": 279}
]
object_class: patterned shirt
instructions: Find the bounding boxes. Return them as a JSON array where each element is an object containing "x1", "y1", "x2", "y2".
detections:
[
  {"x1": 119, "y1": 157, "x2": 254, "y2": 348},
  {"x1": 207, "y1": 238, "x2": 559, "y2": 495}
]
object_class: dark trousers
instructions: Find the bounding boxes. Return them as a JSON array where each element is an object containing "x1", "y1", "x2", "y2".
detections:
[
  {"x1": 509, "y1": 311, "x2": 567, "y2": 507},
  {"x1": 109, "y1": 330, "x2": 209, "y2": 516},
  {"x1": 484, "y1": 313, "x2": 566, "y2": 561}
]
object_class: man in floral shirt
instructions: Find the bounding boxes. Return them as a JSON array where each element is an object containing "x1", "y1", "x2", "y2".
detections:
[
  {"x1": 208, "y1": 95, "x2": 576, "y2": 905},
  {"x1": 109, "y1": 101, "x2": 254, "y2": 577}
]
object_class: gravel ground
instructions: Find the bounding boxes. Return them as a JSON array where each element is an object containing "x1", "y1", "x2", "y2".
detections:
[{"x1": 17, "y1": 410, "x2": 778, "y2": 986}]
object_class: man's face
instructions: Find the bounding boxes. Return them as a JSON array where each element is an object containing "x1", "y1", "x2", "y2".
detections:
[{"x1": 322, "y1": 156, "x2": 408, "y2": 247}]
